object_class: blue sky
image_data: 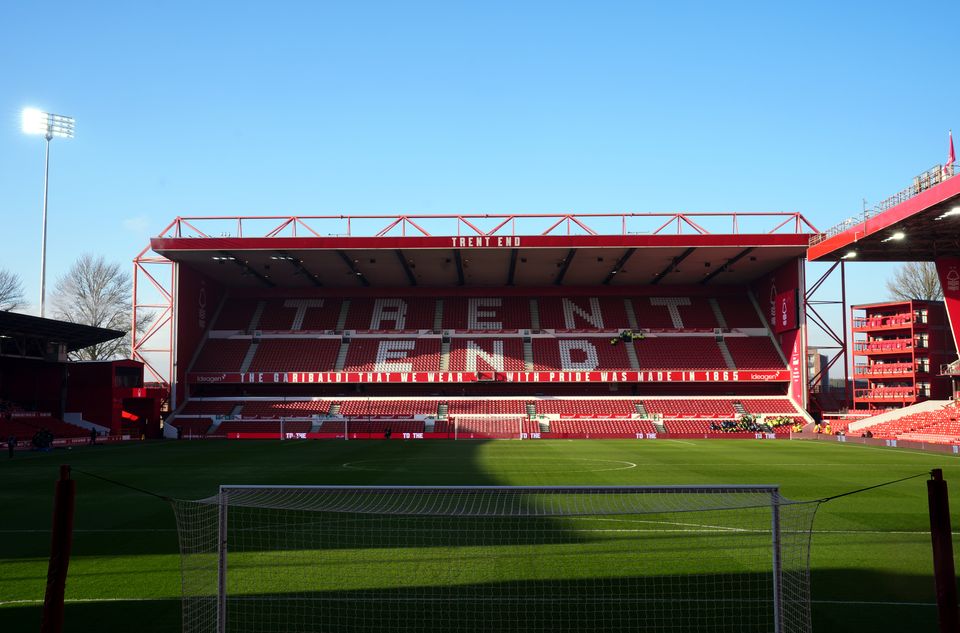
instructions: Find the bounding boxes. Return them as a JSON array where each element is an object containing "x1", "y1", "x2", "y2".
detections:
[{"x1": 1, "y1": 1, "x2": 956, "y2": 349}]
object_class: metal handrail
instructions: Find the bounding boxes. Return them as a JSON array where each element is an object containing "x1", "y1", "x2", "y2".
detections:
[
  {"x1": 150, "y1": 211, "x2": 820, "y2": 240},
  {"x1": 853, "y1": 362, "x2": 915, "y2": 375},
  {"x1": 852, "y1": 315, "x2": 915, "y2": 328},
  {"x1": 810, "y1": 163, "x2": 956, "y2": 246}
]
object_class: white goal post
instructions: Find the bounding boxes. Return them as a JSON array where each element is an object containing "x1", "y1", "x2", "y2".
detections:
[{"x1": 171, "y1": 485, "x2": 819, "y2": 633}]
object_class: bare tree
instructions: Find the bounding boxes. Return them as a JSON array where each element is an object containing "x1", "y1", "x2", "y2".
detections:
[
  {"x1": 0, "y1": 269, "x2": 26, "y2": 311},
  {"x1": 885, "y1": 261, "x2": 944, "y2": 301},
  {"x1": 51, "y1": 254, "x2": 153, "y2": 360}
]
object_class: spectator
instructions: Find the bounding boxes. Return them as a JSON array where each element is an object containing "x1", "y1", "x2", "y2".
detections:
[
  {"x1": 7, "y1": 435, "x2": 15, "y2": 459},
  {"x1": 90, "y1": 427, "x2": 98, "y2": 445}
]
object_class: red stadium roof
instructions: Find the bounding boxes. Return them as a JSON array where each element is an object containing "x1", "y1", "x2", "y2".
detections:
[
  {"x1": 149, "y1": 212, "x2": 815, "y2": 288},
  {"x1": 808, "y1": 165, "x2": 960, "y2": 262}
]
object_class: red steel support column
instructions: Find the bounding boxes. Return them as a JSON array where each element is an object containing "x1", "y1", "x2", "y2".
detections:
[
  {"x1": 840, "y1": 261, "x2": 849, "y2": 407},
  {"x1": 928, "y1": 468, "x2": 959, "y2": 633},
  {"x1": 40, "y1": 465, "x2": 76, "y2": 633}
]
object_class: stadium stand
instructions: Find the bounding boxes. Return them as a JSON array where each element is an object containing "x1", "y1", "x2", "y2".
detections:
[
  {"x1": 217, "y1": 420, "x2": 312, "y2": 434},
  {"x1": 442, "y1": 297, "x2": 532, "y2": 330},
  {"x1": 339, "y1": 399, "x2": 436, "y2": 417},
  {"x1": 248, "y1": 339, "x2": 341, "y2": 372},
  {"x1": 634, "y1": 337, "x2": 728, "y2": 370},
  {"x1": 318, "y1": 420, "x2": 424, "y2": 433},
  {"x1": 343, "y1": 298, "x2": 436, "y2": 331},
  {"x1": 725, "y1": 338, "x2": 786, "y2": 370},
  {"x1": 534, "y1": 399, "x2": 637, "y2": 415},
  {"x1": 857, "y1": 403, "x2": 960, "y2": 442},
  {"x1": 715, "y1": 295, "x2": 764, "y2": 327},
  {"x1": 435, "y1": 417, "x2": 539, "y2": 434},
  {"x1": 213, "y1": 299, "x2": 259, "y2": 330},
  {"x1": 549, "y1": 419, "x2": 657, "y2": 434},
  {"x1": 342, "y1": 338, "x2": 441, "y2": 372},
  {"x1": 240, "y1": 400, "x2": 332, "y2": 417},
  {"x1": 181, "y1": 400, "x2": 238, "y2": 416},
  {"x1": 191, "y1": 339, "x2": 250, "y2": 372},
  {"x1": 448, "y1": 338, "x2": 526, "y2": 372},
  {"x1": 537, "y1": 297, "x2": 630, "y2": 330},
  {"x1": 644, "y1": 399, "x2": 738, "y2": 418},
  {"x1": 634, "y1": 296, "x2": 718, "y2": 329},
  {"x1": 532, "y1": 338, "x2": 634, "y2": 371}
]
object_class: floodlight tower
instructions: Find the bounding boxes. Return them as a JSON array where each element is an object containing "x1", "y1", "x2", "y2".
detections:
[{"x1": 22, "y1": 108, "x2": 74, "y2": 318}]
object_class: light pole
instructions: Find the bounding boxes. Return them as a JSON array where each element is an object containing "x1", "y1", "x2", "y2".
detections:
[{"x1": 22, "y1": 108, "x2": 74, "y2": 318}]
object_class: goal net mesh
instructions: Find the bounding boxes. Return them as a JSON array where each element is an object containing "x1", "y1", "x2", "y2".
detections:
[{"x1": 171, "y1": 486, "x2": 819, "y2": 633}]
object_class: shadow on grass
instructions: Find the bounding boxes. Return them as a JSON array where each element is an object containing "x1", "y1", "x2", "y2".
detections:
[{"x1": 1, "y1": 570, "x2": 944, "y2": 633}]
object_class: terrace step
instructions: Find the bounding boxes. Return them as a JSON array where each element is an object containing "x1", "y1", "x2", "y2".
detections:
[
  {"x1": 733, "y1": 401, "x2": 747, "y2": 416},
  {"x1": 523, "y1": 338, "x2": 534, "y2": 370},
  {"x1": 538, "y1": 420, "x2": 551, "y2": 433},
  {"x1": 529, "y1": 299, "x2": 541, "y2": 331},
  {"x1": 208, "y1": 417, "x2": 226, "y2": 434},
  {"x1": 336, "y1": 300, "x2": 351, "y2": 331},
  {"x1": 439, "y1": 339, "x2": 451, "y2": 371},
  {"x1": 624, "y1": 299, "x2": 639, "y2": 330},
  {"x1": 437, "y1": 403, "x2": 449, "y2": 420},
  {"x1": 634, "y1": 402, "x2": 647, "y2": 415},
  {"x1": 248, "y1": 301, "x2": 267, "y2": 330},
  {"x1": 709, "y1": 298, "x2": 728, "y2": 329},
  {"x1": 526, "y1": 402, "x2": 537, "y2": 417},
  {"x1": 434, "y1": 299, "x2": 444, "y2": 332},
  {"x1": 239, "y1": 342, "x2": 259, "y2": 373},
  {"x1": 625, "y1": 342, "x2": 640, "y2": 370},
  {"x1": 334, "y1": 340, "x2": 350, "y2": 371},
  {"x1": 716, "y1": 338, "x2": 737, "y2": 370},
  {"x1": 652, "y1": 420, "x2": 667, "y2": 434},
  {"x1": 328, "y1": 403, "x2": 341, "y2": 416}
]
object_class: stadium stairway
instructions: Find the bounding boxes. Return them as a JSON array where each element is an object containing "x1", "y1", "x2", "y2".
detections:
[
  {"x1": 529, "y1": 299, "x2": 541, "y2": 330},
  {"x1": 709, "y1": 298, "x2": 728, "y2": 328},
  {"x1": 249, "y1": 301, "x2": 267, "y2": 330},
  {"x1": 716, "y1": 339, "x2": 737, "y2": 370},
  {"x1": 239, "y1": 343, "x2": 259, "y2": 373},
  {"x1": 523, "y1": 339, "x2": 534, "y2": 370},
  {"x1": 439, "y1": 339, "x2": 451, "y2": 370},
  {"x1": 624, "y1": 299, "x2": 639, "y2": 329},
  {"x1": 336, "y1": 300, "x2": 351, "y2": 331},
  {"x1": 334, "y1": 340, "x2": 350, "y2": 370}
]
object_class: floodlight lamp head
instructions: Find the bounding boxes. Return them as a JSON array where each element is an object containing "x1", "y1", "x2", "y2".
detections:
[{"x1": 21, "y1": 108, "x2": 74, "y2": 140}]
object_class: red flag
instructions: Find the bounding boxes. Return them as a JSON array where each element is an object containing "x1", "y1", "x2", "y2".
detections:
[{"x1": 949, "y1": 130, "x2": 955, "y2": 167}]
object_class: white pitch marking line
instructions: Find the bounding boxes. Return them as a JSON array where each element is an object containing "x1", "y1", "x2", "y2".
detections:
[{"x1": 340, "y1": 457, "x2": 638, "y2": 473}]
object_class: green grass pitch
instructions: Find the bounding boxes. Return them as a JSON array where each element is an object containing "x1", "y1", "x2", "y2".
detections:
[{"x1": 1, "y1": 438, "x2": 957, "y2": 632}]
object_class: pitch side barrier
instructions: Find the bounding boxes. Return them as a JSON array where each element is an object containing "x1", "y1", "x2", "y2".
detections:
[
  {"x1": 222, "y1": 431, "x2": 788, "y2": 440},
  {"x1": 798, "y1": 432, "x2": 960, "y2": 455}
]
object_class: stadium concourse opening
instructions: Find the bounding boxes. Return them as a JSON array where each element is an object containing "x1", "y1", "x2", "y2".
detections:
[{"x1": 133, "y1": 212, "x2": 819, "y2": 439}]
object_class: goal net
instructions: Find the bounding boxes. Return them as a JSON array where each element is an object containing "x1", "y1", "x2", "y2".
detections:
[{"x1": 171, "y1": 486, "x2": 820, "y2": 633}]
